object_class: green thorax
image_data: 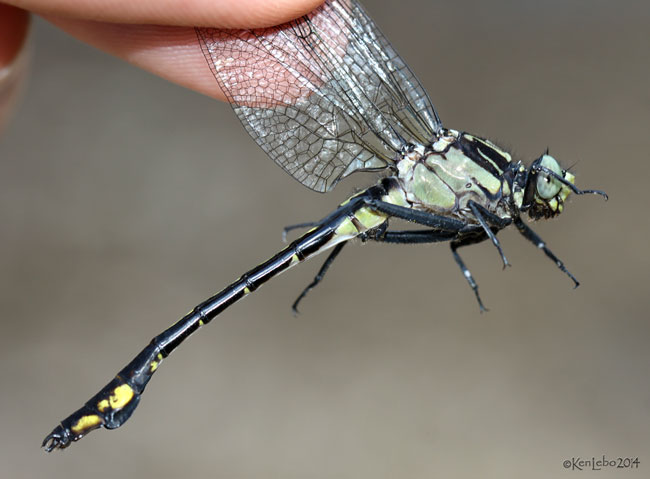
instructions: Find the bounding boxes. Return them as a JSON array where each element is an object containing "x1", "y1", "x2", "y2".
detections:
[{"x1": 395, "y1": 129, "x2": 515, "y2": 223}]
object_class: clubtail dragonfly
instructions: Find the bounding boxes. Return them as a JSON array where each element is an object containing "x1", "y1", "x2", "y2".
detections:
[{"x1": 43, "y1": 0, "x2": 606, "y2": 451}]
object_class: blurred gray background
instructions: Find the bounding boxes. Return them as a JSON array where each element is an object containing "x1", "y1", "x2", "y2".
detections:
[{"x1": 1, "y1": 0, "x2": 649, "y2": 477}]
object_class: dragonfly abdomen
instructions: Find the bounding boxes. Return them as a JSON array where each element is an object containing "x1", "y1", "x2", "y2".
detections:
[{"x1": 42, "y1": 189, "x2": 389, "y2": 451}]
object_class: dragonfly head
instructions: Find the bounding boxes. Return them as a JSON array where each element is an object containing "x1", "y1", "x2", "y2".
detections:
[
  {"x1": 522, "y1": 154, "x2": 573, "y2": 219},
  {"x1": 519, "y1": 153, "x2": 607, "y2": 220}
]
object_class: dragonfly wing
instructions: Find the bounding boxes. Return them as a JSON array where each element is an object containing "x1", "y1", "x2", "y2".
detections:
[{"x1": 197, "y1": 0, "x2": 442, "y2": 192}]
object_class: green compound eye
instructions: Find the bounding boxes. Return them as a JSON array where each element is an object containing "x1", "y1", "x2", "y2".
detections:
[{"x1": 536, "y1": 154, "x2": 563, "y2": 199}]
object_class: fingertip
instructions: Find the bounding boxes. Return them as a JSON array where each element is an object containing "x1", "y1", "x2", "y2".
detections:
[
  {"x1": 0, "y1": 4, "x2": 30, "y2": 67},
  {"x1": 43, "y1": 0, "x2": 327, "y2": 105},
  {"x1": 13, "y1": 0, "x2": 325, "y2": 29},
  {"x1": 48, "y1": 18, "x2": 229, "y2": 102},
  {"x1": 0, "y1": 4, "x2": 30, "y2": 132},
  {"x1": 193, "y1": 0, "x2": 326, "y2": 28}
]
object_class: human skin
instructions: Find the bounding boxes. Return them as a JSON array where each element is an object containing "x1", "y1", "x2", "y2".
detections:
[{"x1": 0, "y1": 0, "x2": 323, "y2": 128}]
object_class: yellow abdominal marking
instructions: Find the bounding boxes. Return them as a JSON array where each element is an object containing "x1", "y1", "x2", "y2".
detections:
[
  {"x1": 354, "y1": 206, "x2": 386, "y2": 230},
  {"x1": 110, "y1": 384, "x2": 135, "y2": 409},
  {"x1": 97, "y1": 399, "x2": 109, "y2": 412},
  {"x1": 70, "y1": 414, "x2": 102, "y2": 434},
  {"x1": 151, "y1": 352, "x2": 164, "y2": 370},
  {"x1": 335, "y1": 217, "x2": 358, "y2": 237},
  {"x1": 334, "y1": 207, "x2": 386, "y2": 238},
  {"x1": 97, "y1": 383, "x2": 135, "y2": 412}
]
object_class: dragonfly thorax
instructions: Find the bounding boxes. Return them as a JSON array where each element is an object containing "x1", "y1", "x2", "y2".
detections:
[{"x1": 394, "y1": 130, "x2": 514, "y2": 223}]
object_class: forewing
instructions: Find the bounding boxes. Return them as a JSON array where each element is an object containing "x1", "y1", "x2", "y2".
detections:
[{"x1": 196, "y1": 0, "x2": 441, "y2": 192}]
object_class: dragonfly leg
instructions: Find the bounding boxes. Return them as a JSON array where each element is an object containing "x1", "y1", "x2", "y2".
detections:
[
  {"x1": 467, "y1": 201, "x2": 512, "y2": 269},
  {"x1": 364, "y1": 197, "x2": 466, "y2": 232},
  {"x1": 513, "y1": 216, "x2": 579, "y2": 287},
  {"x1": 450, "y1": 234, "x2": 490, "y2": 312},
  {"x1": 371, "y1": 228, "x2": 458, "y2": 244},
  {"x1": 282, "y1": 222, "x2": 318, "y2": 242},
  {"x1": 358, "y1": 220, "x2": 387, "y2": 243},
  {"x1": 370, "y1": 226, "x2": 489, "y2": 312},
  {"x1": 292, "y1": 242, "x2": 346, "y2": 314}
]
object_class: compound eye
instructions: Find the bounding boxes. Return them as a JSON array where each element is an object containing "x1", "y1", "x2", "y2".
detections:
[{"x1": 536, "y1": 154, "x2": 562, "y2": 199}]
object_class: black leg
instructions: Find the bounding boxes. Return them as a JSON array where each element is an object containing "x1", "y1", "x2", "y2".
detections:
[
  {"x1": 513, "y1": 217, "x2": 579, "y2": 287},
  {"x1": 467, "y1": 201, "x2": 511, "y2": 269},
  {"x1": 450, "y1": 234, "x2": 489, "y2": 312},
  {"x1": 371, "y1": 228, "x2": 458, "y2": 244},
  {"x1": 292, "y1": 242, "x2": 347, "y2": 314},
  {"x1": 282, "y1": 222, "x2": 317, "y2": 242},
  {"x1": 369, "y1": 227, "x2": 488, "y2": 311},
  {"x1": 364, "y1": 198, "x2": 467, "y2": 232},
  {"x1": 358, "y1": 221, "x2": 388, "y2": 243}
]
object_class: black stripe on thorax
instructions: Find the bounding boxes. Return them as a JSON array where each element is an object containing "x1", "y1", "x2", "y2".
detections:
[{"x1": 457, "y1": 134, "x2": 511, "y2": 177}]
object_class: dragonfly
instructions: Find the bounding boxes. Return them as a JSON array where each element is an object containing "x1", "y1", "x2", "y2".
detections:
[{"x1": 42, "y1": 0, "x2": 606, "y2": 451}]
